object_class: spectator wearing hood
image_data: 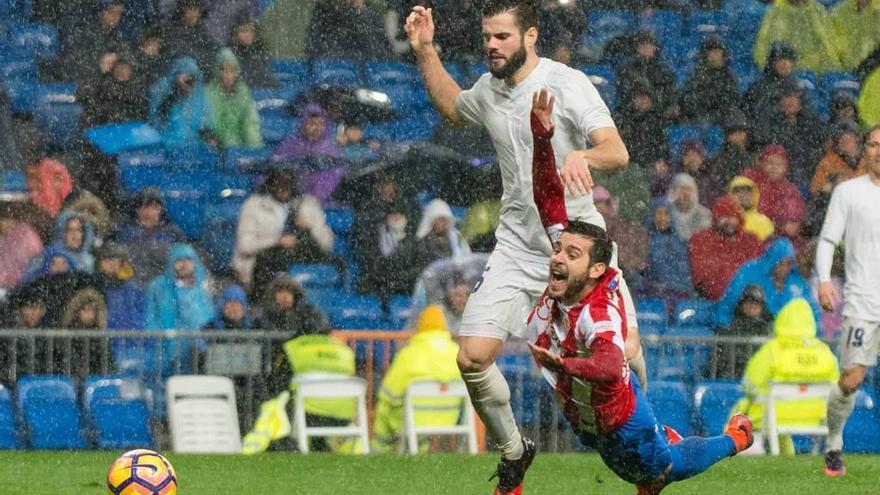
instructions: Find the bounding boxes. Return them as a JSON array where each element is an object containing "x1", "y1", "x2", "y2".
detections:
[
  {"x1": 162, "y1": 0, "x2": 219, "y2": 73},
  {"x1": 205, "y1": 284, "x2": 251, "y2": 330},
  {"x1": 679, "y1": 36, "x2": 742, "y2": 125},
  {"x1": 743, "y1": 145, "x2": 807, "y2": 224},
  {"x1": 305, "y1": 0, "x2": 390, "y2": 61},
  {"x1": 273, "y1": 103, "x2": 340, "y2": 161},
  {"x1": 708, "y1": 109, "x2": 754, "y2": 185},
  {"x1": 829, "y1": 0, "x2": 880, "y2": 71},
  {"x1": 149, "y1": 56, "x2": 213, "y2": 148},
  {"x1": 60, "y1": 288, "x2": 112, "y2": 379},
  {"x1": 753, "y1": 0, "x2": 842, "y2": 74},
  {"x1": 232, "y1": 168, "x2": 333, "y2": 290},
  {"x1": 20, "y1": 245, "x2": 78, "y2": 286},
  {"x1": 393, "y1": 199, "x2": 471, "y2": 293},
  {"x1": 744, "y1": 42, "x2": 799, "y2": 122},
  {"x1": 228, "y1": 14, "x2": 279, "y2": 88},
  {"x1": 753, "y1": 82, "x2": 825, "y2": 189},
  {"x1": 78, "y1": 53, "x2": 148, "y2": 128},
  {"x1": 765, "y1": 196, "x2": 809, "y2": 256},
  {"x1": 112, "y1": 188, "x2": 186, "y2": 285},
  {"x1": 617, "y1": 31, "x2": 677, "y2": 115},
  {"x1": 615, "y1": 76, "x2": 669, "y2": 170},
  {"x1": 202, "y1": 0, "x2": 254, "y2": 45},
  {"x1": 715, "y1": 238, "x2": 820, "y2": 327},
  {"x1": 205, "y1": 48, "x2": 263, "y2": 148},
  {"x1": 50, "y1": 211, "x2": 96, "y2": 272},
  {"x1": 55, "y1": 0, "x2": 130, "y2": 82},
  {"x1": 828, "y1": 91, "x2": 860, "y2": 127},
  {"x1": 593, "y1": 186, "x2": 648, "y2": 279},
  {"x1": 144, "y1": 243, "x2": 214, "y2": 373},
  {"x1": 94, "y1": 242, "x2": 144, "y2": 331},
  {"x1": 0, "y1": 204, "x2": 43, "y2": 291},
  {"x1": 255, "y1": 275, "x2": 329, "y2": 336},
  {"x1": 26, "y1": 158, "x2": 74, "y2": 218},
  {"x1": 714, "y1": 285, "x2": 774, "y2": 378},
  {"x1": 641, "y1": 199, "x2": 693, "y2": 301},
  {"x1": 689, "y1": 196, "x2": 763, "y2": 300},
  {"x1": 727, "y1": 176, "x2": 775, "y2": 242},
  {"x1": 675, "y1": 140, "x2": 724, "y2": 208},
  {"x1": 666, "y1": 173, "x2": 712, "y2": 242},
  {"x1": 811, "y1": 123, "x2": 865, "y2": 195}
]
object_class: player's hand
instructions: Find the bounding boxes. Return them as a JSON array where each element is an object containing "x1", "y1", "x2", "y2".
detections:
[
  {"x1": 404, "y1": 6, "x2": 435, "y2": 53},
  {"x1": 818, "y1": 281, "x2": 839, "y2": 312},
  {"x1": 528, "y1": 342, "x2": 565, "y2": 372},
  {"x1": 531, "y1": 89, "x2": 556, "y2": 133},
  {"x1": 561, "y1": 150, "x2": 594, "y2": 196}
]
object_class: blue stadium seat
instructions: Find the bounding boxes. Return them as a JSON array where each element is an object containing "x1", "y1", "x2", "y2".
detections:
[
  {"x1": 10, "y1": 23, "x2": 58, "y2": 59},
  {"x1": 1, "y1": 169, "x2": 27, "y2": 192},
  {"x1": 686, "y1": 10, "x2": 729, "y2": 35},
  {"x1": 674, "y1": 299, "x2": 716, "y2": 327},
  {"x1": 444, "y1": 63, "x2": 466, "y2": 85},
  {"x1": 820, "y1": 71, "x2": 860, "y2": 99},
  {"x1": 694, "y1": 380, "x2": 743, "y2": 435},
  {"x1": 636, "y1": 298, "x2": 667, "y2": 329},
  {"x1": 647, "y1": 380, "x2": 693, "y2": 436},
  {"x1": 639, "y1": 10, "x2": 683, "y2": 39},
  {"x1": 83, "y1": 376, "x2": 153, "y2": 449},
  {"x1": 117, "y1": 149, "x2": 167, "y2": 192},
  {"x1": 163, "y1": 188, "x2": 208, "y2": 238},
  {"x1": 665, "y1": 125, "x2": 703, "y2": 160},
  {"x1": 260, "y1": 115, "x2": 297, "y2": 145},
  {"x1": 311, "y1": 60, "x2": 362, "y2": 86},
  {"x1": 794, "y1": 70, "x2": 821, "y2": 112},
  {"x1": 0, "y1": 60, "x2": 38, "y2": 90},
  {"x1": 704, "y1": 125, "x2": 724, "y2": 155},
  {"x1": 322, "y1": 294, "x2": 384, "y2": 329},
  {"x1": 253, "y1": 86, "x2": 301, "y2": 118},
  {"x1": 586, "y1": 10, "x2": 638, "y2": 46},
  {"x1": 364, "y1": 114, "x2": 436, "y2": 142},
  {"x1": 465, "y1": 62, "x2": 489, "y2": 82},
  {"x1": 198, "y1": 216, "x2": 239, "y2": 271},
  {"x1": 222, "y1": 147, "x2": 272, "y2": 172},
  {"x1": 17, "y1": 375, "x2": 87, "y2": 449},
  {"x1": 84, "y1": 121, "x2": 162, "y2": 154},
  {"x1": 324, "y1": 206, "x2": 354, "y2": 234},
  {"x1": 289, "y1": 263, "x2": 340, "y2": 290},
  {"x1": 0, "y1": 384, "x2": 21, "y2": 449},
  {"x1": 660, "y1": 326, "x2": 713, "y2": 381},
  {"x1": 843, "y1": 387, "x2": 880, "y2": 453},
  {"x1": 365, "y1": 61, "x2": 418, "y2": 87},
  {"x1": 166, "y1": 144, "x2": 219, "y2": 171},
  {"x1": 581, "y1": 65, "x2": 617, "y2": 110},
  {"x1": 380, "y1": 85, "x2": 430, "y2": 113},
  {"x1": 388, "y1": 295, "x2": 413, "y2": 330},
  {"x1": 269, "y1": 59, "x2": 310, "y2": 84},
  {"x1": 34, "y1": 101, "x2": 82, "y2": 150}
]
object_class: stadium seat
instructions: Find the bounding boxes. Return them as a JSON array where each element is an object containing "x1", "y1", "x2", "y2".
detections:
[
  {"x1": 163, "y1": 188, "x2": 208, "y2": 238},
  {"x1": 16, "y1": 375, "x2": 87, "y2": 449},
  {"x1": 260, "y1": 114, "x2": 297, "y2": 145},
  {"x1": 704, "y1": 125, "x2": 724, "y2": 155},
  {"x1": 252, "y1": 86, "x2": 300, "y2": 116},
  {"x1": 843, "y1": 387, "x2": 880, "y2": 454},
  {"x1": 84, "y1": 121, "x2": 163, "y2": 154},
  {"x1": 324, "y1": 206, "x2": 355, "y2": 235},
  {"x1": 674, "y1": 299, "x2": 716, "y2": 327},
  {"x1": 289, "y1": 263, "x2": 340, "y2": 290},
  {"x1": 665, "y1": 125, "x2": 703, "y2": 160},
  {"x1": 1, "y1": 169, "x2": 27, "y2": 192},
  {"x1": 686, "y1": 10, "x2": 729, "y2": 35},
  {"x1": 364, "y1": 114, "x2": 436, "y2": 142},
  {"x1": 388, "y1": 295, "x2": 413, "y2": 330},
  {"x1": 585, "y1": 10, "x2": 637, "y2": 48},
  {"x1": 166, "y1": 144, "x2": 219, "y2": 172},
  {"x1": 580, "y1": 65, "x2": 617, "y2": 110},
  {"x1": 659, "y1": 326, "x2": 713, "y2": 381},
  {"x1": 365, "y1": 61, "x2": 418, "y2": 87},
  {"x1": 118, "y1": 149, "x2": 167, "y2": 192},
  {"x1": 694, "y1": 380, "x2": 743, "y2": 435},
  {"x1": 647, "y1": 380, "x2": 693, "y2": 436},
  {"x1": 269, "y1": 59, "x2": 310, "y2": 84},
  {"x1": 222, "y1": 147, "x2": 272, "y2": 172},
  {"x1": 311, "y1": 60, "x2": 362, "y2": 86},
  {"x1": 636, "y1": 298, "x2": 667, "y2": 329},
  {"x1": 638, "y1": 10, "x2": 683, "y2": 39},
  {"x1": 9, "y1": 23, "x2": 58, "y2": 59},
  {"x1": 83, "y1": 376, "x2": 153, "y2": 449},
  {"x1": 323, "y1": 294, "x2": 384, "y2": 330},
  {"x1": 0, "y1": 384, "x2": 21, "y2": 449},
  {"x1": 380, "y1": 85, "x2": 430, "y2": 113},
  {"x1": 444, "y1": 63, "x2": 466, "y2": 85},
  {"x1": 34, "y1": 101, "x2": 82, "y2": 150}
]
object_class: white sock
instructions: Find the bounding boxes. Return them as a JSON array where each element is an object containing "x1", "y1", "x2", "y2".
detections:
[
  {"x1": 462, "y1": 363, "x2": 524, "y2": 460},
  {"x1": 826, "y1": 383, "x2": 855, "y2": 452},
  {"x1": 628, "y1": 348, "x2": 648, "y2": 393}
]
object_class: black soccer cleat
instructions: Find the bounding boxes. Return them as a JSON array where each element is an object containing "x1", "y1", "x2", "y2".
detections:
[
  {"x1": 824, "y1": 450, "x2": 846, "y2": 477},
  {"x1": 490, "y1": 437, "x2": 537, "y2": 495}
]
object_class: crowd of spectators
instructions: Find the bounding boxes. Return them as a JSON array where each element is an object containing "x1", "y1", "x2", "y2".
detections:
[{"x1": 1, "y1": 0, "x2": 878, "y2": 388}]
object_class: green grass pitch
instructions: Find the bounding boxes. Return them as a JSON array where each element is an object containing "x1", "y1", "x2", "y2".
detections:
[{"x1": 0, "y1": 452, "x2": 874, "y2": 494}]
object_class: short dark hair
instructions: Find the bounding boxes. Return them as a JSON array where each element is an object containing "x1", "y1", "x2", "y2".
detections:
[
  {"x1": 481, "y1": 0, "x2": 540, "y2": 32},
  {"x1": 864, "y1": 125, "x2": 880, "y2": 145},
  {"x1": 563, "y1": 220, "x2": 613, "y2": 266}
]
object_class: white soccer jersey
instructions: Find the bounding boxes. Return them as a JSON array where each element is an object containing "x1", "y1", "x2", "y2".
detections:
[
  {"x1": 455, "y1": 58, "x2": 616, "y2": 262},
  {"x1": 818, "y1": 175, "x2": 880, "y2": 321}
]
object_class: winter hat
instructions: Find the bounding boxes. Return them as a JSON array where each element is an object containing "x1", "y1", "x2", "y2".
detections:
[{"x1": 416, "y1": 304, "x2": 448, "y2": 333}]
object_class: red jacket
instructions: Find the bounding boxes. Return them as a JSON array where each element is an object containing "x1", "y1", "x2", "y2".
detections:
[{"x1": 689, "y1": 196, "x2": 762, "y2": 300}]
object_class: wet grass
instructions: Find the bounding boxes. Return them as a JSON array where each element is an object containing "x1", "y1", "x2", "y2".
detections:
[{"x1": 0, "y1": 451, "x2": 874, "y2": 494}]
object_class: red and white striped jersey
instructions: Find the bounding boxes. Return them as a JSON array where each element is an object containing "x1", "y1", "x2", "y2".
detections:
[{"x1": 527, "y1": 267, "x2": 635, "y2": 436}]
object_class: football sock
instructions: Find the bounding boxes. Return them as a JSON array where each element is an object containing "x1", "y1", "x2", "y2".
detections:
[
  {"x1": 462, "y1": 363, "x2": 524, "y2": 460},
  {"x1": 667, "y1": 435, "x2": 736, "y2": 482},
  {"x1": 826, "y1": 382, "x2": 855, "y2": 452},
  {"x1": 628, "y1": 348, "x2": 648, "y2": 392}
]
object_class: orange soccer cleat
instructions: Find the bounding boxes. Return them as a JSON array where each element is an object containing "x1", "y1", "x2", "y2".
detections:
[{"x1": 725, "y1": 413, "x2": 754, "y2": 454}]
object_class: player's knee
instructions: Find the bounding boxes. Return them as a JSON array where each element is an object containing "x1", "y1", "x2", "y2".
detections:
[
  {"x1": 457, "y1": 346, "x2": 493, "y2": 373},
  {"x1": 839, "y1": 368, "x2": 865, "y2": 394}
]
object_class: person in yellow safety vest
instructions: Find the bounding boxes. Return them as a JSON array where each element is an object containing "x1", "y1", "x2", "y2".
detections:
[
  {"x1": 242, "y1": 333, "x2": 357, "y2": 454},
  {"x1": 731, "y1": 298, "x2": 839, "y2": 454},
  {"x1": 372, "y1": 304, "x2": 463, "y2": 453}
]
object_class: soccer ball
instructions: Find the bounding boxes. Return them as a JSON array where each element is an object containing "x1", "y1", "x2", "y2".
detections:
[{"x1": 106, "y1": 449, "x2": 178, "y2": 495}]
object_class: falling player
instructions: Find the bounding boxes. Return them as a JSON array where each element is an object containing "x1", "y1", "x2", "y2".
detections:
[
  {"x1": 526, "y1": 88, "x2": 753, "y2": 495},
  {"x1": 817, "y1": 125, "x2": 880, "y2": 477},
  {"x1": 404, "y1": 2, "x2": 646, "y2": 493}
]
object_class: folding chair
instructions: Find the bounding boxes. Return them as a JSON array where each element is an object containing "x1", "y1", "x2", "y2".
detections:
[
  {"x1": 763, "y1": 382, "x2": 830, "y2": 455},
  {"x1": 291, "y1": 374, "x2": 370, "y2": 454},
  {"x1": 402, "y1": 380, "x2": 476, "y2": 454},
  {"x1": 166, "y1": 375, "x2": 241, "y2": 453}
]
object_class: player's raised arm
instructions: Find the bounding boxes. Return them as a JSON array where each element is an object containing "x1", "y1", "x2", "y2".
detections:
[
  {"x1": 530, "y1": 89, "x2": 567, "y2": 241},
  {"x1": 405, "y1": 6, "x2": 464, "y2": 126}
]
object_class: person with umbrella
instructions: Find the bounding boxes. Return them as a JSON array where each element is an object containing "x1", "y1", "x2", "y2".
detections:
[{"x1": 405, "y1": 3, "x2": 640, "y2": 494}]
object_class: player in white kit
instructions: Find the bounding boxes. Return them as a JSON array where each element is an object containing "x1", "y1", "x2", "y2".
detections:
[
  {"x1": 818, "y1": 125, "x2": 880, "y2": 477},
  {"x1": 405, "y1": 2, "x2": 644, "y2": 494}
]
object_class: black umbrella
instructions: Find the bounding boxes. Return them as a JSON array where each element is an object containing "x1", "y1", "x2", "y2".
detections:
[{"x1": 291, "y1": 85, "x2": 397, "y2": 124}]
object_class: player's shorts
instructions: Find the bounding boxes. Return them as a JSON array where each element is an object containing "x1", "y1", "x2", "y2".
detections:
[
  {"x1": 839, "y1": 317, "x2": 880, "y2": 368},
  {"x1": 458, "y1": 245, "x2": 639, "y2": 342},
  {"x1": 592, "y1": 379, "x2": 672, "y2": 485}
]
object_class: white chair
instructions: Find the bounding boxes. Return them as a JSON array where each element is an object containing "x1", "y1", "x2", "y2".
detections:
[
  {"x1": 166, "y1": 375, "x2": 242, "y2": 453},
  {"x1": 762, "y1": 382, "x2": 831, "y2": 455},
  {"x1": 291, "y1": 374, "x2": 370, "y2": 454},
  {"x1": 402, "y1": 380, "x2": 477, "y2": 454}
]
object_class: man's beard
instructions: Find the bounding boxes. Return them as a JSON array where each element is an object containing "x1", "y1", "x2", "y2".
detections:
[
  {"x1": 489, "y1": 42, "x2": 528, "y2": 80},
  {"x1": 562, "y1": 271, "x2": 590, "y2": 302}
]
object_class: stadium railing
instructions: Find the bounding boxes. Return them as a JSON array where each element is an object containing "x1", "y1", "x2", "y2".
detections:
[{"x1": 0, "y1": 329, "x2": 859, "y2": 453}]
